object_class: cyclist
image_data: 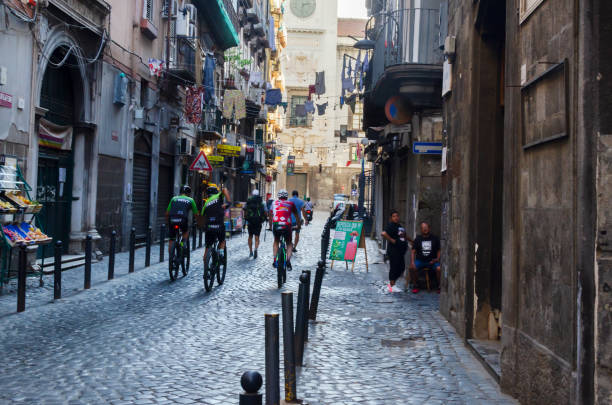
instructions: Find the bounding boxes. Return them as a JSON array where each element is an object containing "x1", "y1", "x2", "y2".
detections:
[
  {"x1": 304, "y1": 197, "x2": 314, "y2": 225},
  {"x1": 244, "y1": 189, "x2": 267, "y2": 258},
  {"x1": 201, "y1": 183, "x2": 231, "y2": 263},
  {"x1": 288, "y1": 190, "x2": 306, "y2": 252},
  {"x1": 269, "y1": 189, "x2": 300, "y2": 270},
  {"x1": 165, "y1": 185, "x2": 198, "y2": 258}
]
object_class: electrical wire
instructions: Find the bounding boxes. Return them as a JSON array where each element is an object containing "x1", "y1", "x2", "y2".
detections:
[{"x1": 0, "y1": 0, "x2": 37, "y2": 23}]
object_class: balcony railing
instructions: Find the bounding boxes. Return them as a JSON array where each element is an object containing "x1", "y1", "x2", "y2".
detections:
[
  {"x1": 168, "y1": 37, "x2": 196, "y2": 83},
  {"x1": 366, "y1": 8, "x2": 442, "y2": 87}
]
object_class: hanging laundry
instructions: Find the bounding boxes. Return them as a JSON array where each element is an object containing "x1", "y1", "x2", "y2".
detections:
[
  {"x1": 342, "y1": 78, "x2": 355, "y2": 93},
  {"x1": 308, "y1": 85, "x2": 316, "y2": 101},
  {"x1": 295, "y1": 104, "x2": 307, "y2": 117},
  {"x1": 346, "y1": 94, "x2": 357, "y2": 114},
  {"x1": 347, "y1": 59, "x2": 352, "y2": 77},
  {"x1": 279, "y1": 101, "x2": 288, "y2": 113},
  {"x1": 362, "y1": 52, "x2": 369, "y2": 72},
  {"x1": 304, "y1": 100, "x2": 315, "y2": 114},
  {"x1": 341, "y1": 57, "x2": 346, "y2": 98},
  {"x1": 269, "y1": 16, "x2": 277, "y2": 51},
  {"x1": 265, "y1": 88, "x2": 282, "y2": 105},
  {"x1": 340, "y1": 95, "x2": 344, "y2": 108},
  {"x1": 316, "y1": 102, "x2": 328, "y2": 116},
  {"x1": 203, "y1": 54, "x2": 215, "y2": 104},
  {"x1": 315, "y1": 71, "x2": 326, "y2": 95},
  {"x1": 185, "y1": 86, "x2": 204, "y2": 124},
  {"x1": 223, "y1": 89, "x2": 246, "y2": 120},
  {"x1": 249, "y1": 71, "x2": 263, "y2": 87},
  {"x1": 356, "y1": 51, "x2": 362, "y2": 72},
  {"x1": 148, "y1": 58, "x2": 164, "y2": 77}
]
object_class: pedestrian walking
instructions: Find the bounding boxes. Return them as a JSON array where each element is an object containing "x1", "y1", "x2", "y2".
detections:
[
  {"x1": 244, "y1": 189, "x2": 267, "y2": 259},
  {"x1": 288, "y1": 190, "x2": 306, "y2": 252},
  {"x1": 381, "y1": 210, "x2": 412, "y2": 293}
]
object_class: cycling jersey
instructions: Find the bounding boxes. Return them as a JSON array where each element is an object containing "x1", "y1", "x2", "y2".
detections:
[
  {"x1": 271, "y1": 199, "x2": 295, "y2": 231},
  {"x1": 166, "y1": 195, "x2": 198, "y2": 219},
  {"x1": 201, "y1": 192, "x2": 225, "y2": 229}
]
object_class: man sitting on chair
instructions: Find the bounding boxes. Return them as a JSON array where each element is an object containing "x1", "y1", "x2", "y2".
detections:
[{"x1": 409, "y1": 221, "x2": 441, "y2": 294}]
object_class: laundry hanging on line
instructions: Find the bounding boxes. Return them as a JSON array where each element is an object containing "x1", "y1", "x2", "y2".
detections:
[
  {"x1": 315, "y1": 71, "x2": 326, "y2": 95},
  {"x1": 186, "y1": 86, "x2": 204, "y2": 124},
  {"x1": 203, "y1": 54, "x2": 215, "y2": 104},
  {"x1": 295, "y1": 104, "x2": 307, "y2": 117},
  {"x1": 265, "y1": 88, "x2": 283, "y2": 105},
  {"x1": 316, "y1": 102, "x2": 328, "y2": 116},
  {"x1": 223, "y1": 89, "x2": 246, "y2": 120},
  {"x1": 304, "y1": 100, "x2": 315, "y2": 114}
]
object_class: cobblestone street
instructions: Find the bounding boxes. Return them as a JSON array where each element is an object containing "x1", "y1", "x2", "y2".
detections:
[{"x1": 0, "y1": 214, "x2": 515, "y2": 404}]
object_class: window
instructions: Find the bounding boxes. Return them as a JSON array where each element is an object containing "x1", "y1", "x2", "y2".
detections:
[
  {"x1": 289, "y1": 95, "x2": 312, "y2": 127},
  {"x1": 520, "y1": 0, "x2": 546, "y2": 23},
  {"x1": 143, "y1": 0, "x2": 154, "y2": 22},
  {"x1": 348, "y1": 101, "x2": 363, "y2": 131}
]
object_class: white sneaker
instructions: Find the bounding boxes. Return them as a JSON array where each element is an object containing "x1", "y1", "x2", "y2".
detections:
[{"x1": 391, "y1": 285, "x2": 403, "y2": 293}]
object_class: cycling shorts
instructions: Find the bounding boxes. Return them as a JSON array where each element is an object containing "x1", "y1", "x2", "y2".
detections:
[
  {"x1": 273, "y1": 228, "x2": 292, "y2": 244},
  {"x1": 205, "y1": 225, "x2": 226, "y2": 248},
  {"x1": 168, "y1": 217, "x2": 188, "y2": 238}
]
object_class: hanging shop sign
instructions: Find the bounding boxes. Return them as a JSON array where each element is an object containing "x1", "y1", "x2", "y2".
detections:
[
  {"x1": 413, "y1": 142, "x2": 443, "y2": 155},
  {"x1": 208, "y1": 155, "x2": 225, "y2": 168},
  {"x1": 241, "y1": 141, "x2": 255, "y2": 174},
  {"x1": 217, "y1": 144, "x2": 241, "y2": 157},
  {"x1": 287, "y1": 155, "x2": 295, "y2": 176},
  {"x1": 0, "y1": 92, "x2": 13, "y2": 108}
]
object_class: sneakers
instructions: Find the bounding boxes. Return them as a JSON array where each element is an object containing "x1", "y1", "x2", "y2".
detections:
[
  {"x1": 254, "y1": 249, "x2": 258, "y2": 259},
  {"x1": 412, "y1": 288, "x2": 420, "y2": 294},
  {"x1": 273, "y1": 258, "x2": 277, "y2": 268},
  {"x1": 293, "y1": 248, "x2": 298, "y2": 253},
  {"x1": 287, "y1": 261, "x2": 292, "y2": 271},
  {"x1": 391, "y1": 285, "x2": 403, "y2": 293},
  {"x1": 387, "y1": 283, "x2": 393, "y2": 293},
  {"x1": 249, "y1": 251, "x2": 253, "y2": 258}
]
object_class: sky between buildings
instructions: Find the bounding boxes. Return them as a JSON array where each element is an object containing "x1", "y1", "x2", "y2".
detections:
[{"x1": 338, "y1": 0, "x2": 368, "y2": 19}]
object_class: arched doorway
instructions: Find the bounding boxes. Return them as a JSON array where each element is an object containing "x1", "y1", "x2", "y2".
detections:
[{"x1": 37, "y1": 49, "x2": 79, "y2": 255}]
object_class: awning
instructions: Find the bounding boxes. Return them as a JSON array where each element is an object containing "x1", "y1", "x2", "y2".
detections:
[{"x1": 194, "y1": 0, "x2": 239, "y2": 50}]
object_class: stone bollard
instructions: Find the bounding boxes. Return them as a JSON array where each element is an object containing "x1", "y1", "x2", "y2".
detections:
[
  {"x1": 198, "y1": 227, "x2": 203, "y2": 248},
  {"x1": 265, "y1": 313, "x2": 280, "y2": 405},
  {"x1": 192, "y1": 222, "x2": 197, "y2": 251},
  {"x1": 108, "y1": 231, "x2": 116, "y2": 280},
  {"x1": 302, "y1": 270, "x2": 311, "y2": 342},
  {"x1": 129, "y1": 227, "x2": 135, "y2": 273},
  {"x1": 17, "y1": 243, "x2": 26, "y2": 313},
  {"x1": 295, "y1": 273, "x2": 308, "y2": 367},
  {"x1": 54, "y1": 240, "x2": 62, "y2": 300},
  {"x1": 239, "y1": 371, "x2": 263, "y2": 405},
  {"x1": 84, "y1": 235, "x2": 92, "y2": 289},
  {"x1": 281, "y1": 292, "x2": 297, "y2": 402},
  {"x1": 309, "y1": 261, "x2": 326, "y2": 321},
  {"x1": 159, "y1": 224, "x2": 166, "y2": 263}
]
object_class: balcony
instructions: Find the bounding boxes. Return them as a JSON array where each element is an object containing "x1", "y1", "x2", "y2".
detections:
[
  {"x1": 192, "y1": 0, "x2": 239, "y2": 50},
  {"x1": 363, "y1": 7, "x2": 443, "y2": 127},
  {"x1": 168, "y1": 37, "x2": 196, "y2": 84}
]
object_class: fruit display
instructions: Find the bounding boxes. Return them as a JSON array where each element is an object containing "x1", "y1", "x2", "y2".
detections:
[
  {"x1": 20, "y1": 223, "x2": 51, "y2": 243},
  {"x1": 0, "y1": 200, "x2": 16, "y2": 212},
  {"x1": 2, "y1": 223, "x2": 51, "y2": 245},
  {"x1": 2, "y1": 191, "x2": 42, "y2": 213}
]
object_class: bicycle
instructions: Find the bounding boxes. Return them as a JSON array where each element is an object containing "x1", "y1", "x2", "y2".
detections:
[
  {"x1": 276, "y1": 237, "x2": 287, "y2": 289},
  {"x1": 169, "y1": 224, "x2": 190, "y2": 281},
  {"x1": 203, "y1": 239, "x2": 227, "y2": 292}
]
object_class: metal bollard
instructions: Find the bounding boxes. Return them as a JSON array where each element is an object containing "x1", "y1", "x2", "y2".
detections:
[
  {"x1": 54, "y1": 240, "x2": 62, "y2": 300},
  {"x1": 17, "y1": 243, "x2": 26, "y2": 312},
  {"x1": 192, "y1": 222, "x2": 197, "y2": 251},
  {"x1": 265, "y1": 313, "x2": 280, "y2": 405},
  {"x1": 84, "y1": 235, "x2": 92, "y2": 289},
  {"x1": 160, "y1": 224, "x2": 166, "y2": 263},
  {"x1": 198, "y1": 227, "x2": 203, "y2": 248},
  {"x1": 145, "y1": 226, "x2": 151, "y2": 267},
  {"x1": 281, "y1": 292, "x2": 297, "y2": 402},
  {"x1": 108, "y1": 231, "x2": 116, "y2": 280},
  {"x1": 129, "y1": 227, "x2": 135, "y2": 273},
  {"x1": 309, "y1": 261, "x2": 326, "y2": 321},
  {"x1": 294, "y1": 274, "x2": 308, "y2": 367},
  {"x1": 239, "y1": 371, "x2": 263, "y2": 405},
  {"x1": 303, "y1": 270, "x2": 311, "y2": 342}
]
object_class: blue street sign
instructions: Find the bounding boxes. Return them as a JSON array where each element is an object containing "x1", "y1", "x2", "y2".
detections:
[{"x1": 413, "y1": 142, "x2": 443, "y2": 155}]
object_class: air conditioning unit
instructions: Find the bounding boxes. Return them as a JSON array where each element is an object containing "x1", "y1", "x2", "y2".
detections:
[
  {"x1": 162, "y1": 0, "x2": 178, "y2": 19},
  {"x1": 185, "y1": 4, "x2": 197, "y2": 24},
  {"x1": 176, "y1": 10, "x2": 189, "y2": 36},
  {"x1": 179, "y1": 137, "x2": 192, "y2": 155}
]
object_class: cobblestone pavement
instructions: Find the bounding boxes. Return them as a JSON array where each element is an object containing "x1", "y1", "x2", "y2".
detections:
[{"x1": 0, "y1": 214, "x2": 516, "y2": 404}]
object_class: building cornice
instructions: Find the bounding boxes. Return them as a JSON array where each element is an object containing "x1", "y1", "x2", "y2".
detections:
[{"x1": 288, "y1": 28, "x2": 325, "y2": 34}]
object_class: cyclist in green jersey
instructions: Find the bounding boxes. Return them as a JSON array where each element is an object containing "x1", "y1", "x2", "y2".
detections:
[
  {"x1": 165, "y1": 185, "x2": 199, "y2": 257},
  {"x1": 201, "y1": 183, "x2": 232, "y2": 262}
]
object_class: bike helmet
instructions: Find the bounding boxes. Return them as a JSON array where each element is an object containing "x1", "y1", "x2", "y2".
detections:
[
  {"x1": 181, "y1": 185, "x2": 192, "y2": 195},
  {"x1": 277, "y1": 189, "x2": 289, "y2": 199},
  {"x1": 206, "y1": 183, "x2": 219, "y2": 195},
  {"x1": 306, "y1": 197, "x2": 310, "y2": 201}
]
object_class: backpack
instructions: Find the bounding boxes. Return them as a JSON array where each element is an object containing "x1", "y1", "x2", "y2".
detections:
[{"x1": 245, "y1": 196, "x2": 265, "y2": 224}]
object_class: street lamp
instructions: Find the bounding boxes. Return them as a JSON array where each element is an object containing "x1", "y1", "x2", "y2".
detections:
[{"x1": 353, "y1": 38, "x2": 376, "y2": 50}]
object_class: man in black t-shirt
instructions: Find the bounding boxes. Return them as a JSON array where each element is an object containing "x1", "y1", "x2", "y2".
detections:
[
  {"x1": 381, "y1": 210, "x2": 413, "y2": 293},
  {"x1": 409, "y1": 222, "x2": 441, "y2": 294}
]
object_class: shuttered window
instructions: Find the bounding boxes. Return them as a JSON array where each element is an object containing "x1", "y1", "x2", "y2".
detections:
[
  {"x1": 520, "y1": 0, "x2": 546, "y2": 23},
  {"x1": 143, "y1": 0, "x2": 154, "y2": 22}
]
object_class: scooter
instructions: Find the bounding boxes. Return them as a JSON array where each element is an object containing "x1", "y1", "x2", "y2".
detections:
[{"x1": 305, "y1": 209, "x2": 313, "y2": 224}]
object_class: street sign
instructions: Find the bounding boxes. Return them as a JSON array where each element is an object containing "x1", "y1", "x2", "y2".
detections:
[
  {"x1": 0, "y1": 92, "x2": 13, "y2": 108},
  {"x1": 189, "y1": 150, "x2": 212, "y2": 171},
  {"x1": 413, "y1": 142, "x2": 443, "y2": 155},
  {"x1": 217, "y1": 144, "x2": 241, "y2": 157},
  {"x1": 208, "y1": 155, "x2": 224, "y2": 168}
]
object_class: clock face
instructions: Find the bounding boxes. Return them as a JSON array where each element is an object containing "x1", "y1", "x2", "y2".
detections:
[{"x1": 290, "y1": 0, "x2": 316, "y2": 18}]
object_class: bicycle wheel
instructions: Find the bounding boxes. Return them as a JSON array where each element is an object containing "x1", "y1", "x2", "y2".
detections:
[
  {"x1": 277, "y1": 247, "x2": 285, "y2": 289},
  {"x1": 182, "y1": 242, "x2": 190, "y2": 276},
  {"x1": 203, "y1": 248, "x2": 215, "y2": 292},
  {"x1": 169, "y1": 242, "x2": 180, "y2": 281},
  {"x1": 216, "y1": 246, "x2": 227, "y2": 285}
]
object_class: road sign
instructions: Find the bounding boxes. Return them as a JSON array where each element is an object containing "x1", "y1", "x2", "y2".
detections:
[
  {"x1": 189, "y1": 150, "x2": 212, "y2": 171},
  {"x1": 413, "y1": 142, "x2": 443, "y2": 155},
  {"x1": 217, "y1": 144, "x2": 241, "y2": 157},
  {"x1": 208, "y1": 155, "x2": 224, "y2": 168}
]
